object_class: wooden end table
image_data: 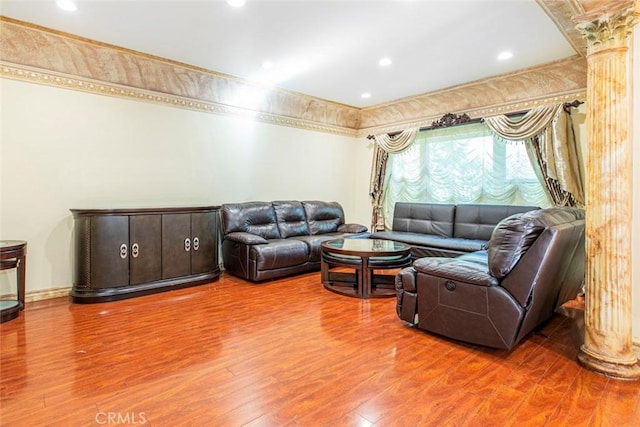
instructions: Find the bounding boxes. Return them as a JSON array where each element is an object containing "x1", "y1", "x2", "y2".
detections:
[
  {"x1": 1, "y1": 240, "x2": 27, "y2": 323},
  {"x1": 321, "y1": 238, "x2": 411, "y2": 298}
]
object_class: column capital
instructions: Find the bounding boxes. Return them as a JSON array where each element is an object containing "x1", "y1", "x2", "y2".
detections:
[{"x1": 573, "y1": 2, "x2": 638, "y2": 51}]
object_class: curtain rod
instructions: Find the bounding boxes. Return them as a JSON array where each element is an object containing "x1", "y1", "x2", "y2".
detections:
[{"x1": 366, "y1": 100, "x2": 583, "y2": 140}]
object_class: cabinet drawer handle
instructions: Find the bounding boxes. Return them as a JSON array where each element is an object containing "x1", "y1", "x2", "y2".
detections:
[
  {"x1": 193, "y1": 237, "x2": 200, "y2": 251},
  {"x1": 131, "y1": 243, "x2": 139, "y2": 258},
  {"x1": 184, "y1": 238, "x2": 191, "y2": 252},
  {"x1": 119, "y1": 243, "x2": 128, "y2": 259}
]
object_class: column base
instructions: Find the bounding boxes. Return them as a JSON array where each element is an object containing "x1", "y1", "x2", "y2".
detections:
[{"x1": 578, "y1": 347, "x2": 640, "y2": 380}]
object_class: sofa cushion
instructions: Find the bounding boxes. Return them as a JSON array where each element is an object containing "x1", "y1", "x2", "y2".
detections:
[
  {"x1": 371, "y1": 231, "x2": 487, "y2": 252},
  {"x1": 303, "y1": 201, "x2": 344, "y2": 235},
  {"x1": 488, "y1": 212, "x2": 545, "y2": 278},
  {"x1": 289, "y1": 234, "x2": 336, "y2": 262},
  {"x1": 250, "y1": 239, "x2": 309, "y2": 270},
  {"x1": 338, "y1": 223, "x2": 368, "y2": 233},
  {"x1": 454, "y1": 204, "x2": 539, "y2": 241},
  {"x1": 413, "y1": 256, "x2": 499, "y2": 287},
  {"x1": 273, "y1": 201, "x2": 311, "y2": 238},
  {"x1": 391, "y1": 203, "x2": 455, "y2": 237},
  {"x1": 221, "y1": 202, "x2": 281, "y2": 239}
]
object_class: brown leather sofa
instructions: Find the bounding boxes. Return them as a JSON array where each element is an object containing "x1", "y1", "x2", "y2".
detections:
[
  {"x1": 371, "y1": 202, "x2": 538, "y2": 259},
  {"x1": 395, "y1": 207, "x2": 585, "y2": 350},
  {"x1": 221, "y1": 200, "x2": 368, "y2": 281}
]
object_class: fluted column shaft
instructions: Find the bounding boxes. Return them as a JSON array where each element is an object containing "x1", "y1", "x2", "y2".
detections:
[{"x1": 575, "y1": 2, "x2": 640, "y2": 379}]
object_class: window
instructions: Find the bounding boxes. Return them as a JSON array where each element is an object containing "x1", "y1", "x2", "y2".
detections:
[{"x1": 382, "y1": 122, "x2": 551, "y2": 223}]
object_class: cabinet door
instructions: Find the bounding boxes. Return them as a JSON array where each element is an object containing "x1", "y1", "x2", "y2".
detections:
[
  {"x1": 191, "y1": 211, "x2": 217, "y2": 275},
  {"x1": 90, "y1": 215, "x2": 129, "y2": 289},
  {"x1": 129, "y1": 215, "x2": 162, "y2": 285},
  {"x1": 162, "y1": 213, "x2": 192, "y2": 279}
]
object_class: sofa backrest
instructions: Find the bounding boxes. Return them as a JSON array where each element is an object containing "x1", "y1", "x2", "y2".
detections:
[
  {"x1": 489, "y1": 207, "x2": 585, "y2": 336},
  {"x1": 302, "y1": 201, "x2": 345, "y2": 235},
  {"x1": 506, "y1": 208, "x2": 585, "y2": 344},
  {"x1": 221, "y1": 202, "x2": 281, "y2": 239},
  {"x1": 273, "y1": 201, "x2": 311, "y2": 238},
  {"x1": 391, "y1": 203, "x2": 456, "y2": 237},
  {"x1": 454, "y1": 204, "x2": 539, "y2": 241}
]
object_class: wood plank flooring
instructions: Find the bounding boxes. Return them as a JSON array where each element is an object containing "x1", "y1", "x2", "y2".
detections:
[{"x1": 1, "y1": 271, "x2": 638, "y2": 426}]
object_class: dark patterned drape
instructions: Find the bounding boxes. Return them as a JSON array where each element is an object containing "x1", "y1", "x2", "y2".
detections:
[
  {"x1": 484, "y1": 104, "x2": 585, "y2": 207},
  {"x1": 369, "y1": 128, "x2": 418, "y2": 231}
]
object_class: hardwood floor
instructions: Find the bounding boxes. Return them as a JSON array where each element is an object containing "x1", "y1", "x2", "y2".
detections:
[{"x1": 1, "y1": 271, "x2": 638, "y2": 426}]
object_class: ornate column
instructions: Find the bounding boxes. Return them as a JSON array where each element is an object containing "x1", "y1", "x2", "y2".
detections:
[{"x1": 574, "y1": 2, "x2": 640, "y2": 379}]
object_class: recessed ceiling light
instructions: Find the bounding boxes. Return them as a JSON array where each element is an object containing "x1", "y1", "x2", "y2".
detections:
[
  {"x1": 227, "y1": 0, "x2": 246, "y2": 7},
  {"x1": 497, "y1": 51, "x2": 513, "y2": 61},
  {"x1": 56, "y1": 0, "x2": 77, "y2": 11},
  {"x1": 361, "y1": 92, "x2": 372, "y2": 99},
  {"x1": 379, "y1": 57, "x2": 392, "y2": 67},
  {"x1": 262, "y1": 61, "x2": 274, "y2": 70}
]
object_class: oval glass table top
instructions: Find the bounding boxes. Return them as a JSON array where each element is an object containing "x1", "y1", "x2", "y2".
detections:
[{"x1": 322, "y1": 238, "x2": 410, "y2": 256}]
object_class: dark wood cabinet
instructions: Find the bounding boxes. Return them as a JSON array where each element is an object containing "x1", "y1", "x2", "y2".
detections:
[
  {"x1": 162, "y1": 213, "x2": 192, "y2": 280},
  {"x1": 129, "y1": 215, "x2": 162, "y2": 285},
  {"x1": 71, "y1": 206, "x2": 220, "y2": 303},
  {"x1": 191, "y1": 211, "x2": 217, "y2": 275}
]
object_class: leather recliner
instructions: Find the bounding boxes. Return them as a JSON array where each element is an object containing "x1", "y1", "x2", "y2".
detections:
[{"x1": 395, "y1": 207, "x2": 585, "y2": 350}]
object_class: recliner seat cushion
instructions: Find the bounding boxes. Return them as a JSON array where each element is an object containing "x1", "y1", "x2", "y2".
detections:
[
  {"x1": 250, "y1": 239, "x2": 309, "y2": 270},
  {"x1": 289, "y1": 234, "x2": 337, "y2": 262},
  {"x1": 413, "y1": 256, "x2": 499, "y2": 287}
]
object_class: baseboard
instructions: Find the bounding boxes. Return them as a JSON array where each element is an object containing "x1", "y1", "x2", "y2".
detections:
[
  {"x1": 1, "y1": 287, "x2": 71, "y2": 303},
  {"x1": 27, "y1": 287, "x2": 71, "y2": 302}
]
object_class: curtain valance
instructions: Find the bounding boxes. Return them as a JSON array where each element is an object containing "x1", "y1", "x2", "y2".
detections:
[
  {"x1": 484, "y1": 104, "x2": 562, "y2": 140},
  {"x1": 373, "y1": 128, "x2": 418, "y2": 153}
]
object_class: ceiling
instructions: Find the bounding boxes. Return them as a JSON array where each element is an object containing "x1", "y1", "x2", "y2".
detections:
[{"x1": 0, "y1": 0, "x2": 578, "y2": 109}]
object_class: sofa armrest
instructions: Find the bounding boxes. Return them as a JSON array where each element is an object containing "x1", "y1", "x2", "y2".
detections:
[
  {"x1": 337, "y1": 223, "x2": 368, "y2": 233},
  {"x1": 396, "y1": 266, "x2": 419, "y2": 324},
  {"x1": 224, "y1": 232, "x2": 269, "y2": 245}
]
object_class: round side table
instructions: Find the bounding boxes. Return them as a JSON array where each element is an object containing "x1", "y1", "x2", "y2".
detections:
[{"x1": 1, "y1": 240, "x2": 27, "y2": 323}]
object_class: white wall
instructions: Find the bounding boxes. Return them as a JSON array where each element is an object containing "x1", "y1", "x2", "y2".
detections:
[{"x1": 0, "y1": 79, "x2": 371, "y2": 296}]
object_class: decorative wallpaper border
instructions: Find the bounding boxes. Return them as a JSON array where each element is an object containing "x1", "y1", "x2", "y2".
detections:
[
  {"x1": 357, "y1": 89, "x2": 587, "y2": 138},
  {"x1": 0, "y1": 17, "x2": 361, "y2": 136},
  {"x1": 0, "y1": 62, "x2": 358, "y2": 137}
]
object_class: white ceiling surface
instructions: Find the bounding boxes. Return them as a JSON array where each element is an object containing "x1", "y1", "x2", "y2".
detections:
[{"x1": 0, "y1": 0, "x2": 577, "y2": 108}]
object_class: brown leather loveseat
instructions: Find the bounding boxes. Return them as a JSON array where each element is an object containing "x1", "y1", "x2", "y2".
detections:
[
  {"x1": 395, "y1": 207, "x2": 585, "y2": 350},
  {"x1": 221, "y1": 200, "x2": 368, "y2": 281}
]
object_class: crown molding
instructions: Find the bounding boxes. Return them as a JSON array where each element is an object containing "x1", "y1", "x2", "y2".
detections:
[
  {"x1": 536, "y1": 0, "x2": 588, "y2": 56},
  {"x1": 0, "y1": 62, "x2": 358, "y2": 137}
]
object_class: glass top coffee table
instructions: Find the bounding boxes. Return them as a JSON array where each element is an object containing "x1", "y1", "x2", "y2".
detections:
[{"x1": 320, "y1": 238, "x2": 411, "y2": 298}]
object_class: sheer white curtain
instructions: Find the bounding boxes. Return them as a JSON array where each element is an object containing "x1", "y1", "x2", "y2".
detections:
[{"x1": 382, "y1": 122, "x2": 551, "y2": 224}]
